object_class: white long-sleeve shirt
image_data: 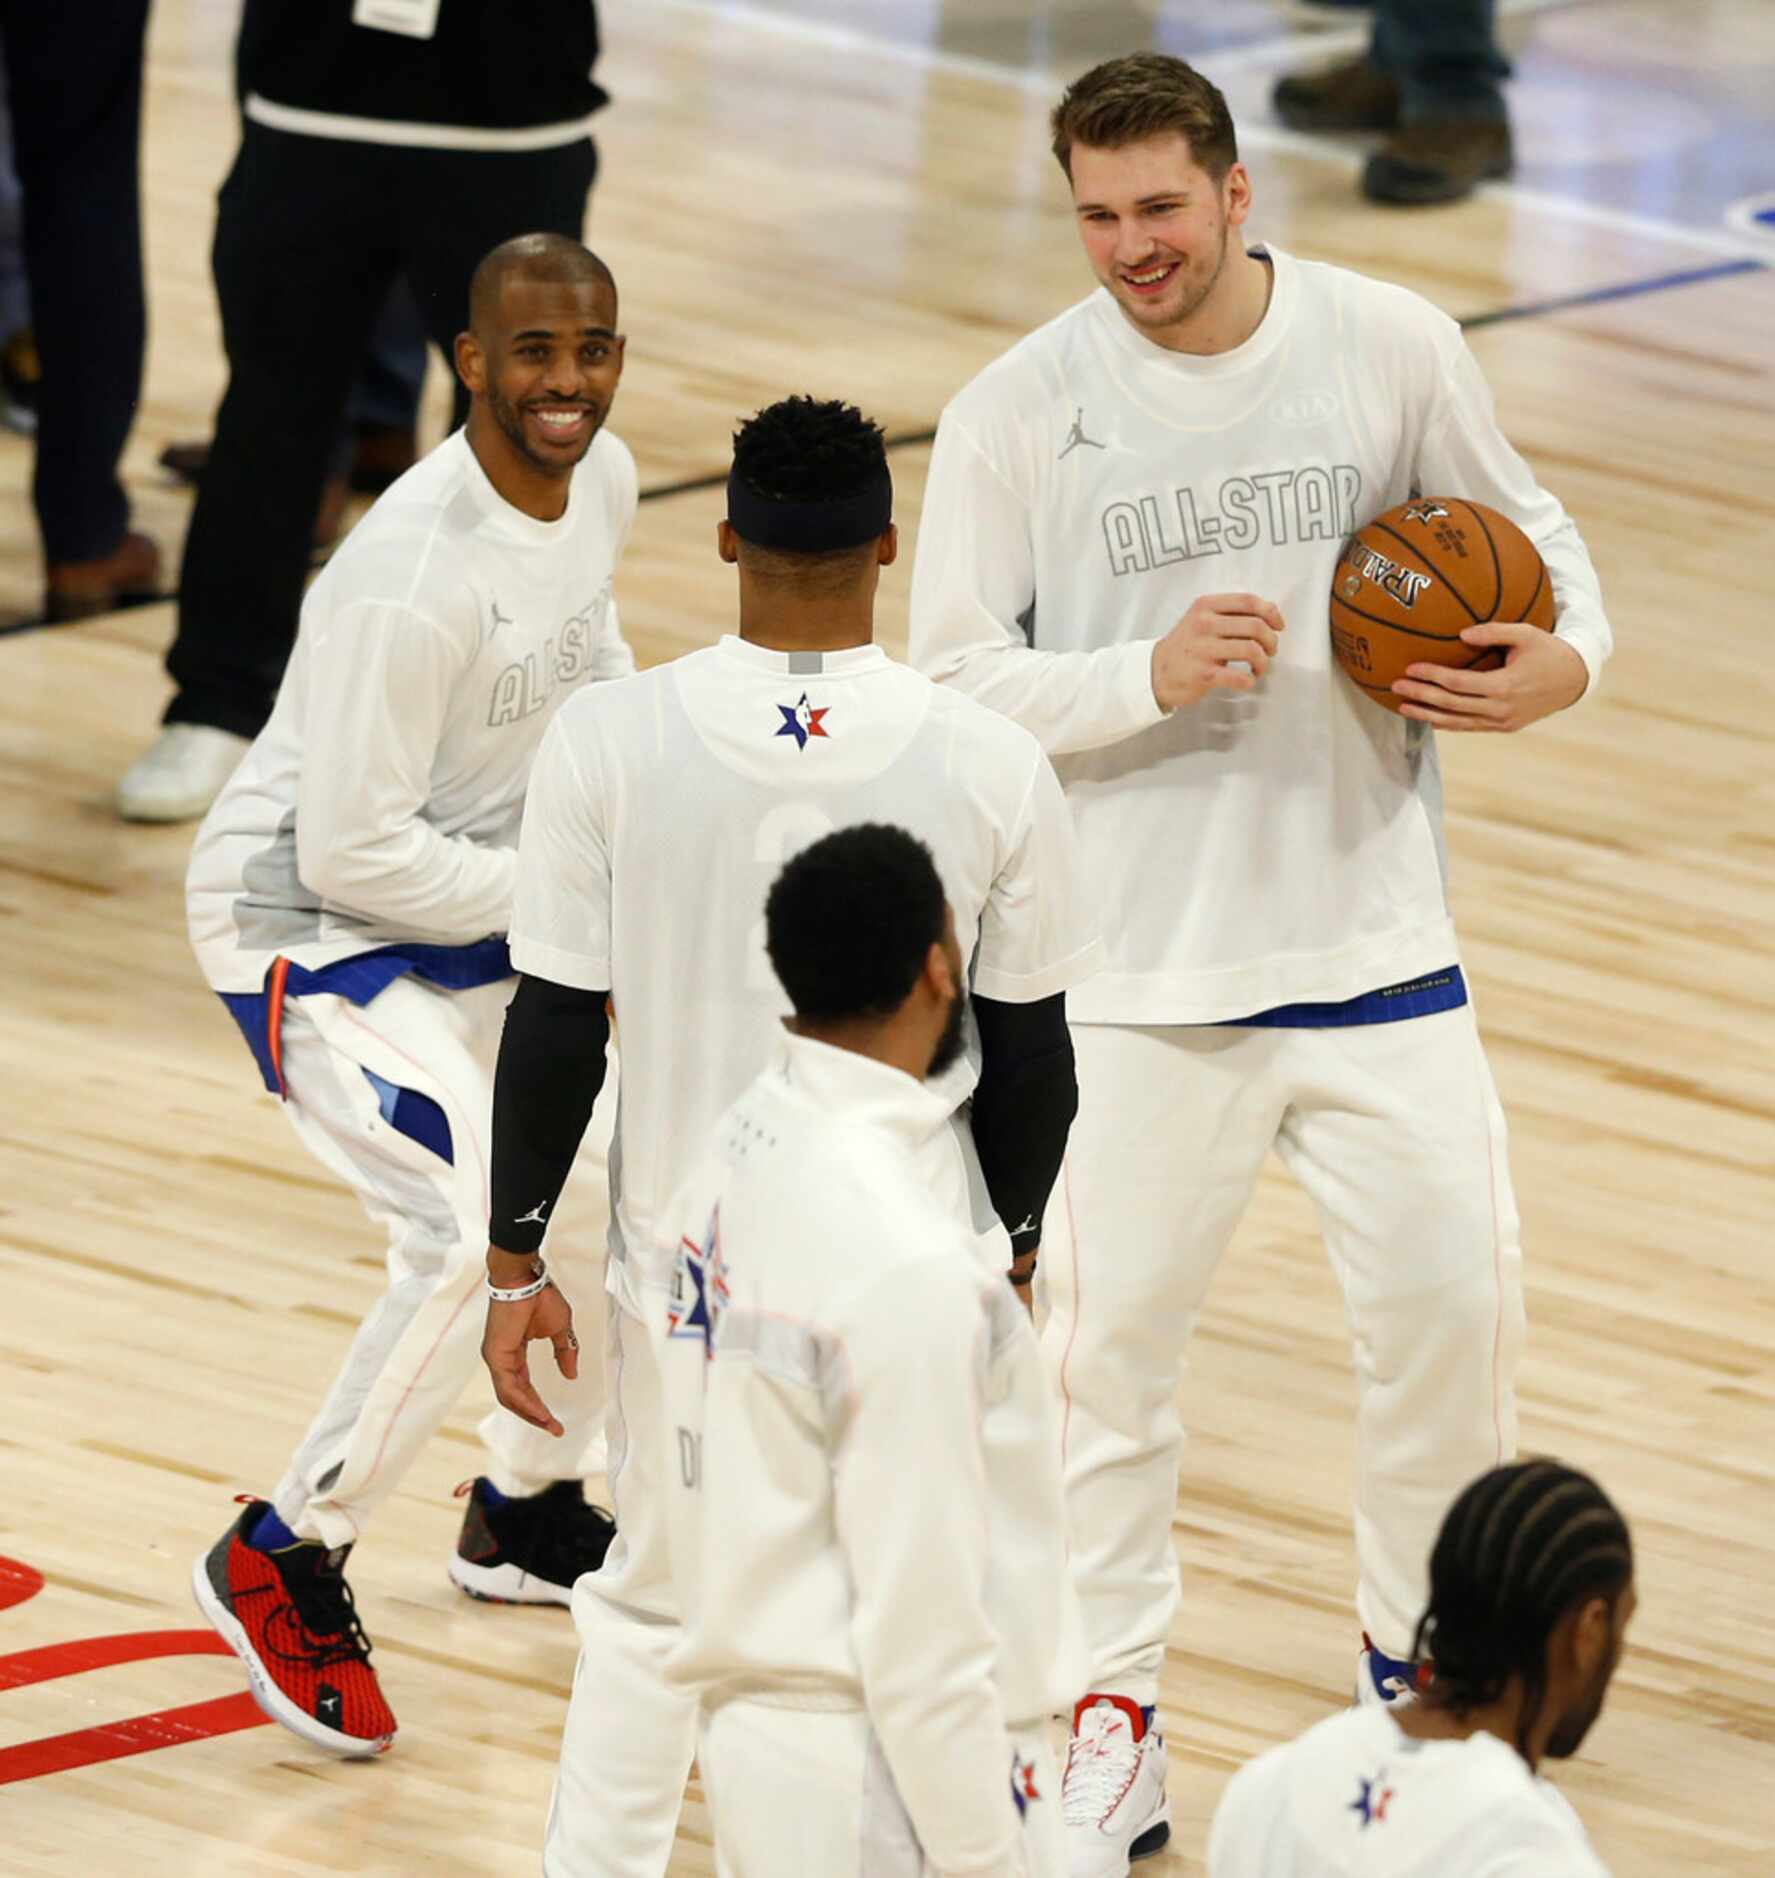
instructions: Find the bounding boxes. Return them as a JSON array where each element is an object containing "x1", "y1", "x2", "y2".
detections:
[
  {"x1": 509, "y1": 636, "x2": 1101, "y2": 1296},
  {"x1": 188, "y1": 428, "x2": 636, "y2": 994},
  {"x1": 1208, "y1": 1704, "x2": 1610, "y2": 1877},
  {"x1": 909, "y1": 246, "x2": 1613, "y2": 1024},
  {"x1": 657, "y1": 1034, "x2": 1089, "y2": 1878}
]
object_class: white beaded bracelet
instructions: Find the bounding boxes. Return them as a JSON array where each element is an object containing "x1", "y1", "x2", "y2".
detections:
[{"x1": 486, "y1": 1263, "x2": 551, "y2": 1304}]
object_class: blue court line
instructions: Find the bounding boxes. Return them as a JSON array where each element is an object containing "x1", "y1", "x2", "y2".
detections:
[
  {"x1": 1, "y1": 250, "x2": 1764, "y2": 642},
  {"x1": 1459, "y1": 254, "x2": 1766, "y2": 331}
]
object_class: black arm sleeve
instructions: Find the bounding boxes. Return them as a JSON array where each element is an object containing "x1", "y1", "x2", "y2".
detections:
[
  {"x1": 968, "y1": 992, "x2": 1077, "y2": 1268},
  {"x1": 489, "y1": 974, "x2": 612, "y2": 1254}
]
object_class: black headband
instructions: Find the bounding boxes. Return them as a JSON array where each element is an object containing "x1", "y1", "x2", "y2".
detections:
[{"x1": 726, "y1": 466, "x2": 893, "y2": 553}]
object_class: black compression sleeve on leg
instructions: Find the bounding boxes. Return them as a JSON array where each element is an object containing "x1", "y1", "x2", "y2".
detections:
[
  {"x1": 969, "y1": 992, "x2": 1078, "y2": 1268},
  {"x1": 489, "y1": 974, "x2": 611, "y2": 1254}
]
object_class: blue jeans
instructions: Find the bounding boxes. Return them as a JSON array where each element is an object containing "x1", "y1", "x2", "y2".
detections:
[
  {"x1": 347, "y1": 276, "x2": 427, "y2": 435},
  {"x1": 0, "y1": 0, "x2": 150, "y2": 561},
  {"x1": 1372, "y1": 0, "x2": 1511, "y2": 125},
  {"x1": 0, "y1": 51, "x2": 28, "y2": 339}
]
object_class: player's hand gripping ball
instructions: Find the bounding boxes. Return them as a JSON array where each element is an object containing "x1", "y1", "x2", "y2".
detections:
[{"x1": 1330, "y1": 498, "x2": 1554, "y2": 718}]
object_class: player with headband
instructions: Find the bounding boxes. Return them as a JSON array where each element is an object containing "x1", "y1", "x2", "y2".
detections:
[{"x1": 479, "y1": 395, "x2": 1101, "y2": 1873}]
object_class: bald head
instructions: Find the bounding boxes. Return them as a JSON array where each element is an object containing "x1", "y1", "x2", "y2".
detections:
[
  {"x1": 468, "y1": 233, "x2": 617, "y2": 337},
  {"x1": 456, "y1": 234, "x2": 626, "y2": 515}
]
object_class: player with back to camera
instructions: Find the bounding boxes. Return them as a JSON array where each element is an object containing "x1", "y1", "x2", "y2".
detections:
[
  {"x1": 477, "y1": 395, "x2": 1102, "y2": 1874},
  {"x1": 185, "y1": 234, "x2": 636, "y2": 1758},
  {"x1": 908, "y1": 53, "x2": 1616, "y2": 1874},
  {"x1": 1209, "y1": 1460, "x2": 1634, "y2": 1875},
  {"x1": 654, "y1": 825, "x2": 1084, "y2": 1877}
]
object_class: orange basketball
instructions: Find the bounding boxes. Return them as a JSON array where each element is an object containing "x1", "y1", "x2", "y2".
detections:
[{"x1": 1329, "y1": 498, "x2": 1554, "y2": 714}]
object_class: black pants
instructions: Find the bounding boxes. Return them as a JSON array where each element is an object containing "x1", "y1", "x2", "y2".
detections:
[
  {"x1": 167, "y1": 124, "x2": 597, "y2": 738},
  {"x1": 0, "y1": 1, "x2": 150, "y2": 564}
]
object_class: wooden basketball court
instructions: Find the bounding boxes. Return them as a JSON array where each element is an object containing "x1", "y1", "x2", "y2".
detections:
[{"x1": 2, "y1": 1, "x2": 1772, "y2": 1871}]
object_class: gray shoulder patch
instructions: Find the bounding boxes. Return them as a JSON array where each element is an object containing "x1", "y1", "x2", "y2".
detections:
[{"x1": 234, "y1": 808, "x2": 325, "y2": 952}]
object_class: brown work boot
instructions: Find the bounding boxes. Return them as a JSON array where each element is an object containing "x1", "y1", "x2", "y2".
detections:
[
  {"x1": 1363, "y1": 120, "x2": 1514, "y2": 204},
  {"x1": 158, "y1": 437, "x2": 207, "y2": 485},
  {"x1": 312, "y1": 474, "x2": 351, "y2": 556},
  {"x1": 1273, "y1": 56, "x2": 1401, "y2": 133},
  {"x1": 348, "y1": 424, "x2": 418, "y2": 494},
  {"x1": 45, "y1": 531, "x2": 163, "y2": 622}
]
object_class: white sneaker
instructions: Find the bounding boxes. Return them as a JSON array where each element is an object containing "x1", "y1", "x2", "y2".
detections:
[
  {"x1": 1062, "y1": 1694, "x2": 1169, "y2": 1877},
  {"x1": 1356, "y1": 1631, "x2": 1425, "y2": 1707},
  {"x1": 116, "y1": 724, "x2": 250, "y2": 823}
]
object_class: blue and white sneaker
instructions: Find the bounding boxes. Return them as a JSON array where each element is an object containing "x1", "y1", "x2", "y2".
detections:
[{"x1": 1357, "y1": 1631, "x2": 1427, "y2": 1707}]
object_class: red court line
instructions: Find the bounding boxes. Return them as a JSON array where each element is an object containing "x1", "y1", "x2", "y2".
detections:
[
  {"x1": 0, "y1": 1691, "x2": 269, "y2": 1783},
  {"x1": 0, "y1": 1555, "x2": 46, "y2": 1613},
  {"x1": 0, "y1": 1628, "x2": 237, "y2": 1690}
]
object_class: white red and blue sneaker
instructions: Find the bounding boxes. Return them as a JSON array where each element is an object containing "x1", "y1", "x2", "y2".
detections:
[
  {"x1": 447, "y1": 1477, "x2": 615, "y2": 1606},
  {"x1": 1061, "y1": 1693, "x2": 1170, "y2": 1876},
  {"x1": 1357, "y1": 1630, "x2": 1429, "y2": 1707}
]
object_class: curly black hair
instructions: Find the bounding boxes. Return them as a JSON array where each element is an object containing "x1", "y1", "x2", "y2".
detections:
[
  {"x1": 731, "y1": 396, "x2": 887, "y2": 505},
  {"x1": 765, "y1": 824, "x2": 944, "y2": 1023}
]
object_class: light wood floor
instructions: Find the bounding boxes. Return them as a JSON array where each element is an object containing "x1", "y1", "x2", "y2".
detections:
[{"x1": 2, "y1": 2, "x2": 1773, "y2": 1873}]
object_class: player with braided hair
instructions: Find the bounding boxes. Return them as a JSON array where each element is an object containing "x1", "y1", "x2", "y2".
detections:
[{"x1": 1208, "y1": 1460, "x2": 1634, "y2": 1874}]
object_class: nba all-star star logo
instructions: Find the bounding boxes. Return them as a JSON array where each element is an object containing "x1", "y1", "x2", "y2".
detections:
[
  {"x1": 668, "y1": 1212, "x2": 730, "y2": 1361},
  {"x1": 1349, "y1": 1774, "x2": 1395, "y2": 1827},
  {"x1": 775, "y1": 692, "x2": 830, "y2": 749}
]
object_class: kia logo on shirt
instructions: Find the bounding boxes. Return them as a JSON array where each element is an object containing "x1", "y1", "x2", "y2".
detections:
[{"x1": 1269, "y1": 391, "x2": 1339, "y2": 428}]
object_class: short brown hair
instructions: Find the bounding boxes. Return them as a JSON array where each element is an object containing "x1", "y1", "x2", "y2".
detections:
[{"x1": 1051, "y1": 53, "x2": 1238, "y2": 181}]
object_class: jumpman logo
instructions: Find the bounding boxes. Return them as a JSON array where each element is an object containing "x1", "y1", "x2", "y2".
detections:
[
  {"x1": 1058, "y1": 406, "x2": 1106, "y2": 459},
  {"x1": 1011, "y1": 1213, "x2": 1038, "y2": 1235},
  {"x1": 514, "y1": 1200, "x2": 549, "y2": 1226}
]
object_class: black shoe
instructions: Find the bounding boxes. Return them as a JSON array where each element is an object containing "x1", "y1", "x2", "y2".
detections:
[
  {"x1": 448, "y1": 1477, "x2": 616, "y2": 1606},
  {"x1": 1273, "y1": 56, "x2": 1401, "y2": 133},
  {"x1": 1363, "y1": 120, "x2": 1514, "y2": 204}
]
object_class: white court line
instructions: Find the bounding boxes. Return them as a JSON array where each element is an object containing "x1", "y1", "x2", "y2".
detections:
[{"x1": 660, "y1": 0, "x2": 1770, "y2": 262}]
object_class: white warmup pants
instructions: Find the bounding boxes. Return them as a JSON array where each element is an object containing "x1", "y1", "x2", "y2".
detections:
[
  {"x1": 545, "y1": 1119, "x2": 1017, "y2": 1877},
  {"x1": 699, "y1": 1703, "x2": 1064, "y2": 1878},
  {"x1": 545, "y1": 1288, "x2": 698, "y2": 1878},
  {"x1": 1041, "y1": 1008, "x2": 1523, "y2": 1700},
  {"x1": 267, "y1": 976, "x2": 608, "y2": 1550}
]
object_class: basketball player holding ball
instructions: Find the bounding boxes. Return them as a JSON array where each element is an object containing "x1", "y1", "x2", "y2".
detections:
[{"x1": 909, "y1": 54, "x2": 1614, "y2": 1875}]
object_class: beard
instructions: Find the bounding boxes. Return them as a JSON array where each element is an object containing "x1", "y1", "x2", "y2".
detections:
[
  {"x1": 485, "y1": 383, "x2": 596, "y2": 477},
  {"x1": 927, "y1": 987, "x2": 968, "y2": 1079},
  {"x1": 1543, "y1": 1653, "x2": 1616, "y2": 1760}
]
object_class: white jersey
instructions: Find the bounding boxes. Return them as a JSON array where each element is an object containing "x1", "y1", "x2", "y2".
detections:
[
  {"x1": 508, "y1": 634, "x2": 1102, "y2": 1294},
  {"x1": 657, "y1": 1034, "x2": 1089, "y2": 1877},
  {"x1": 1208, "y1": 1704, "x2": 1610, "y2": 1877},
  {"x1": 909, "y1": 246, "x2": 1613, "y2": 1024},
  {"x1": 188, "y1": 428, "x2": 637, "y2": 994}
]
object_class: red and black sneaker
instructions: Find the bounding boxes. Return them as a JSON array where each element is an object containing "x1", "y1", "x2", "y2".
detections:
[
  {"x1": 192, "y1": 1498, "x2": 396, "y2": 1757},
  {"x1": 448, "y1": 1477, "x2": 615, "y2": 1606}
]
